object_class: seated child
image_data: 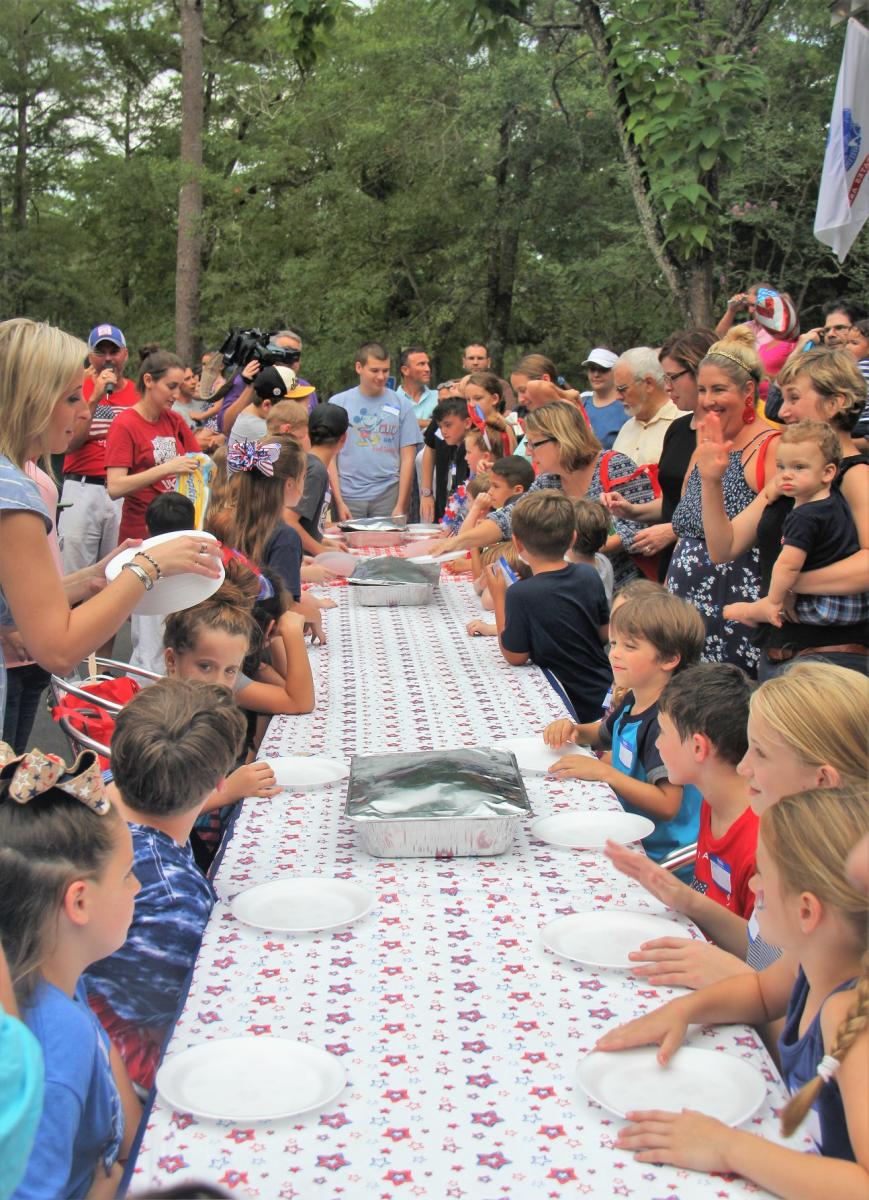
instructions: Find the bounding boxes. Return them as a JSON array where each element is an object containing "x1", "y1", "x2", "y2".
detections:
[
  {"x1": 0, "y1": 942, "x2": 42, "y2": 1197},
  {"x1": 727, "y1": 419, "x2": 867, "y2": 628},
  {"x1": 0, "y1": 744, "x2": 140, "y2": 1199},
  {"x1": 266, "y1": 398, "x2": 312, "y2": 446},
  {"x1": 421, "y1": 397, "x2": 473, "y2": 522},
  {"x1": 466, "y1": 542, "x2": 531, "y2": 636},
  {"x1": 85, "y1": 678, "x2": 246, "y2": 1090},
  {"x1": 280, "y1": 403, "x2": 349, "y2": 557},
  {"x1": 486, "y1": 489, "x2": 612, "y2": 722},
  {"x1": 568, "y1": 498, "x2": 615, "y2": 606},
  {"x1": 441, "y1": 431, "x2": 495, "y2": 533},
  {"x1": 544, "y1": 590, "x2": 706, "y2": 878},
  {"x1": 129, "y1": 491, "x2": 197, "y2": 677},
  {"x1": 228, "y1": 366, "x2": 313, "y2": 447},
  {"x1": 597, "y1": 785, "x2": 869, "y2": 1193},
  {"x1": 459, "y1": 454, "x2": 535, "y2": 542}
]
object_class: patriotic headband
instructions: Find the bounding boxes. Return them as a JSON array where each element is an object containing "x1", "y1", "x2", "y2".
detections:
[
  {"x1": 227, "y1": 440, "x2": 281, "y2": 477},
  {"x1": 0, "y1": 742, "x2": 110, "y2": 815}
]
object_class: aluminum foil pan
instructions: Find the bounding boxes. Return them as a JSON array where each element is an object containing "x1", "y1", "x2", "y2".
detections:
[
  {"x1": 348, "y1": 558, "x2": 440, "y2": 586},
  {"x1": 338, "y1": 516, "x2": 408, "y2": 531},
  {"x1": 345, "y1": 748, "x2": 531, "y2": 857},
  {"x1": 353, "y1": 582, "x2": 433, "y2": 607}
]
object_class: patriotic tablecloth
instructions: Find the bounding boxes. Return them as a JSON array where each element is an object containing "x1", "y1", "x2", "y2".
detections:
[{"x1": 128, "y1": 577, "x2": 803, "y2": 1199}]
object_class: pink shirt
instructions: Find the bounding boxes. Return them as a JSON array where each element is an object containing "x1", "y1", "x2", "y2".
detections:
[{"x1": 5, "y1": 465, "x2": 63, "y2": 668}]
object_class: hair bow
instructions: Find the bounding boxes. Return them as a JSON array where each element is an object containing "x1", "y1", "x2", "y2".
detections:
[
  {"x1": 227, "y1": 440, "x2": 281, "y2": 477},
  {"x1": 0, "y1": 742, "x2": 110, "y2": 815}
]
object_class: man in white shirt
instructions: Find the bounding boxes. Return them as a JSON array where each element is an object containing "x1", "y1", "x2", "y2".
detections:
[
  {"x1": 397, "y1": 346, "x2": 439, "y2": 429},
  {"x1": 612, "y1": 347, "x2": 680, "y2": 465}
]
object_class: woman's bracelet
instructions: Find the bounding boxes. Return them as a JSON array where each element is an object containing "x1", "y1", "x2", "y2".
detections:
[
  {"x1": 121, "y1": 561, "x2": 154, "y2": 591},
  {"x1": 134, "y1": 550, "x2": 163, "y2": 581}
]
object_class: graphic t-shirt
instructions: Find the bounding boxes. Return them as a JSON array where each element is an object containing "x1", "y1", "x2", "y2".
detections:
[
  {"x1": 329, "y1": 386, "x2": 422, "y2": 502},
  {"x1": 691, "y1": 801, "x2": 758, "y2": 918},
  {"x1": 105, "y1": 407, "x2": 200, "y2": 539},
  {"x1": 64, "y1": 377, "x2": 139, "y2": 476}
]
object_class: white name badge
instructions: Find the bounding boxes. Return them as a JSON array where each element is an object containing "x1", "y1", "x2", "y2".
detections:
[
  {"x1": 382, "y1": 404, "x2": 400, "y2": 416},
  {"x1": 618, "y1": 741, "x2": 634, "y2": 770},
  {"x1": 748, "y1": 910, "x2": 760, "y2": 942},
  {"x1": 710, "y1": 854, "x2": 732, "y2": 895}
]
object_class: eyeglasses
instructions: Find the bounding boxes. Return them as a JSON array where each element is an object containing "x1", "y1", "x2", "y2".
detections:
[
  {"x1": 663, "y1": 368, "x2": 691, "y2": 385},
  {"x1": 527, "y1": 436, "x2": 555, "y2": 449},
  {"x1": 615, "y1": 384, "x2": 632, "y2": 396}
]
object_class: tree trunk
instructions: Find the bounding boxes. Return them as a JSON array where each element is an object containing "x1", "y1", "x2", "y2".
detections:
[
  {"x1": 175, "y1": 0, "x2": 204, "y2": 365},
  {"x1": 14, "y1": 48, "x2": 28, "y2": 232},
  {"x1": 685, "y1": 254, "x2": 714, "y2": 328}
]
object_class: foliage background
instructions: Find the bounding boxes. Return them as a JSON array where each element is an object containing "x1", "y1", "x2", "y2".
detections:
[{"x1": 0, "y1": 0, "x2": 866, "y2": 393}]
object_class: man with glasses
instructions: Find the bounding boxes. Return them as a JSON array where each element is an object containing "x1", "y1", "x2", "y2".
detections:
[
  {"x1": 612, "y1": 347, "x2": 680, "y2": 466},
  {"x1": 579, "y1": 347, "x2": 626, "y2": 448},
  {"x1": 797, "y1": 298, "x2": 867, "y2": 352},
  {"x1": 59, "y1": 323, "x2": 139, "y2": 572}
]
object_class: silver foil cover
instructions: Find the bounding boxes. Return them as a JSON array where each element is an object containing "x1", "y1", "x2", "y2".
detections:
[
  {"x1": 338, "y1": 516, "x2": 408, "y2": 532},
  {"x1": 345, "y1": 748, "x2": 531, "y2": 857},
  {"x1": 347, "y1": 558, "x2": 433, "y2": 587}
]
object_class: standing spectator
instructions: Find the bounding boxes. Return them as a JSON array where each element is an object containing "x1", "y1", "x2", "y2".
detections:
[
  {"x1": 328, "y1": 341, "x2": 422, "y2": 519},
  {"x1": 612, "y1": 347, "x2": 681, "y2": 465},
  {"x1": 846, "y1": 319, "x2": 869, "y2": 442},
  {"x1": 715, "y1": 280, "x2": 778, "y2": 348},
  {"x1": 579, "y1": 348, "x2": 626, "y2": 448},
  {"x1": 397, "y1": 346, "x2": 439, "y2": 429},
  {"x1": 172, "y1": 365, "x2": 224, "y2": 452},
  {"x1": 58, "y1": 323, "x2": 139, "y2": 573},
  {"x1": 105, "y1": 348, "x2": 201, "y2": 541},
  {"x1": 462, "y1": 341, "x2": 516, "y2": 411}
]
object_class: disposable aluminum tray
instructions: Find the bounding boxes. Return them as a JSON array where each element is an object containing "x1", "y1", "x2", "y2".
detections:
[
  {"x1": 338, "y1": 516, "x2": 408, "y2": 549},
  {"x1": 352, "y1": 582, "x2": 433, "y2": 607},
  {"x1": 345, "y1": 747, "x2": 531, "y2": 857}
]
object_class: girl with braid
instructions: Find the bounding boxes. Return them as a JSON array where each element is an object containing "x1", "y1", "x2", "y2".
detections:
[{"x1": 596, "y1": 785, "x2": 868, "y2": 1196}]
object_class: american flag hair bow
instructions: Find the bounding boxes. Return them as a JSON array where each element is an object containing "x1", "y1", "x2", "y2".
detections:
[
  {"x1": 0, "y1": 742, "x2": 110, "y2": 814},
  {"x1": 227, "y1": 440, "x2": 281, "y2": 476}
]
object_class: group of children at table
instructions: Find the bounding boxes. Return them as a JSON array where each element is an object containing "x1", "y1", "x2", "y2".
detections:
[{"x1": 0, "y1": 397, "x2": 867, "y2": 1198}]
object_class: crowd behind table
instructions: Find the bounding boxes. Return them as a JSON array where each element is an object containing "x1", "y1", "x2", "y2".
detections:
[{"x1": 0, "y1": 290, "x2": 866, "y2": 1200}]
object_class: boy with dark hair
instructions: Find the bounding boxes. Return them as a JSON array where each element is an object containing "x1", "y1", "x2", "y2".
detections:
[
  {"x1": 228, "y1": 366, "x2": 314, "y2": 448},
  {"x1": 486, "y1": 489, "x2": 611, "y2": 723},
  {"x1": 85, "y1": 678, "x2": 246, "y2": 1090},
  {"x1": 544, "y1": 591, "x2": 706, "y2": 877},
  {"x1": 568, "y1": 497, "x2": 615, "y2": 605},
  {"x1": 420, "y1": 397, "x2": 472, "y2": 521},
  {"x1": 278, "y1": 402, "x2": 350, "y2": 554},
  {"x1": 128, "y1": 492, "x2": 199, "y2": 676}
]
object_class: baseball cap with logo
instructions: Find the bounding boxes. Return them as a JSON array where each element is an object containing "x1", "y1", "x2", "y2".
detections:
[
  {"x1": 253, "y1": 365, "x2": 316, "y2": 402},
  {"x1": 581, "y1": 347, "x2": 618, "y2": 370},
  {"x1": 87, "y1": 324, "x2": 126, "y2": 349}
]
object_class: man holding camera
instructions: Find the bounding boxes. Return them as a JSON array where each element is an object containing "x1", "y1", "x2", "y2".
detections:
[
  {"x1": 219, "y1": 329, "x2": 316, "y2": 437},
  {"x1": 329, "y1": 341, "x2": 422, "y2": 519},
  {"x1": 59, "y1": 323, "x2": 139, "y2": 572}
]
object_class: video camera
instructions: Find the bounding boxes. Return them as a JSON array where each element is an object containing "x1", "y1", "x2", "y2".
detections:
[{"x1": 220, "y1": 328, "x2": 301, "y2": 371}]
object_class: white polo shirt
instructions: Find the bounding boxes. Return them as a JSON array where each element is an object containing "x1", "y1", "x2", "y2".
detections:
[{"x1": 612, "y1": 399, "x2": 681, "y2": 465}]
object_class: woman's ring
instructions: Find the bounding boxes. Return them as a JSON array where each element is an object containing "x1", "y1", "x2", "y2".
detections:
[{"x1": 199, "y1": 543, "x2": 208, "y2": 555}]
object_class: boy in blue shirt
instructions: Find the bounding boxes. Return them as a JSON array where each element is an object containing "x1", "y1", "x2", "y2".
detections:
[
  {"x1": 85, "y1": 678, "x2": 246, "y2": 1091},
  {"x1": 544, "y1": 590, "x2": 706, "y2": 879}
]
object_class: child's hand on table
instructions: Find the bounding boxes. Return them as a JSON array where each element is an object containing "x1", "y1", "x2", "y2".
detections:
[
  {"x1": 466, "y1": 618, "x2": 496, "y2": 637},
  {"x1": 614, "y1": 1108, "x2": 734, "y2": 1173},
  {"x1": 228, "y1": 761, "x2": 280, "y2": 801},
  {"x1": 605, "y1": 839, "x2": 690, "y2": 911},
  {"x1": 627, "y1": 938, "x2": 753, "y2": 990},
  {"x1": 543, "y1": 718, "x2": 580, "y2": 748},
  {"x1": 594, "y1": 998, "x2": 689, "y2": 1065},
  {"x1": 310, "y1": 594, "x2": 338, "y2": 610},
  {"x1": 548, "y1": 754, "x2": 609, "y2": 782}
]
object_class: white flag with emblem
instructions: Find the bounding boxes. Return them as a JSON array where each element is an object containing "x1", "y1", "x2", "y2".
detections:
[{"x1": 814, "y1": 19, "x2": 869, "y2": 261}]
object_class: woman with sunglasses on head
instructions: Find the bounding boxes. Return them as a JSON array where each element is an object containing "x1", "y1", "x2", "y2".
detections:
[
  {"x1": 0, "y1": 319, "x2": 222, "y2": 728},
  {"x1": 603, "y1": 329, "x2": 716, "y2": 580}
]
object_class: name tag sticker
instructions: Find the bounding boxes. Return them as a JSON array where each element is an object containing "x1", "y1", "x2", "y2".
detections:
[
  {"x1": 710, "y1": 854, "x2": 732, "y2": 894},
  {"x1": 748, "y1": 910, "x2": 760, "y2": 942},
  {"x1": 382, "y1": 404, "x2": 400, "y2": 416},
  {"x1": 618, "y1": 742, "x2": 634, "y2": 769}
]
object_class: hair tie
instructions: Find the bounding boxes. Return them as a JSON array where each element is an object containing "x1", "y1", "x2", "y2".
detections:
[
  {"x1": 0, "y1": 742, "x2": 110, "y2": 815},
  {"x1": 227, "y1": 440, "x2": 281, "y2": 477},
  {"x1": 816, "y1": 1054, "x2": 840, "y2": 1084}
]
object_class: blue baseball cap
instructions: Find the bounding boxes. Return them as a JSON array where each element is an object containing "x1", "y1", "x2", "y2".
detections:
[{"x1": 87, "y1": 323, "x2": 126, "y2": 349}]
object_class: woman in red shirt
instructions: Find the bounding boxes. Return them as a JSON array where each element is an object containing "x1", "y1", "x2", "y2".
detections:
[{"x1": 106, "y1": 347, "x2": 201, "y2": 540}]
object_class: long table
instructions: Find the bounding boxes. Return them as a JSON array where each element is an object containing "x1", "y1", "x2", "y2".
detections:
[{"x1": 128, "y1": 577, "x2": 803, "y2": 1198}]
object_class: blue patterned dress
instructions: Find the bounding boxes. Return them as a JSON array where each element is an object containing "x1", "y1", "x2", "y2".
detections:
[{"x1": 667, "y1": 446, "x2": 763, "y2": 674}]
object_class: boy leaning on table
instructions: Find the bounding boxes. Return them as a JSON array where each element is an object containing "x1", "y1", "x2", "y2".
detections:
[
  {"x1": 543, "y1": 589, "x2": 706, "y2": 882},
  {"x1": 84, "y1": 679, "x2": 246, "y2": 1091}
]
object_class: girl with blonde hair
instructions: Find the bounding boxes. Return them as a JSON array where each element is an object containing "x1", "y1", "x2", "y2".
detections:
[
  {"x1": 598, "y1": 785, "x2": 869, "y2": 1195},
  {"x1": 0, "y1": 318, "x2": 220, "y2": 723}
]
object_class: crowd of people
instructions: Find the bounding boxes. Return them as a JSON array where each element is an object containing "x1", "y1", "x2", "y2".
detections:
[{"x1": 0, "y1": 287, "x2": 866, "y2": 1199}]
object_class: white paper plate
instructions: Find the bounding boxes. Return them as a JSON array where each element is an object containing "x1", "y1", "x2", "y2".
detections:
[
  {"x1": 530, "y1": 811, "x2": 655, "y2": 849},
  {"x1": 541, "y1": 910, "x2": 683, "y2": 969},
  {"x1": 492, "y1": 735, "x2": 587, "y2": 775},
  {"x1": 269, "y1": 756, "x2": 350, "y2": 788},
  {"x1": 316, "y1": 551, "x2": 359, "y2": 576},
  {"x1": 105, "y1": 529, "x2": 224, "y2": 616},
  {"x1": 156, "y1": 1037, "x2": 346, "y2": 1121},
  {"x1": 576, "y1": 1045, "x2": 766, "y2": 1126},
  {"x1": 407, "y1": 550, "x2": 467, "y2": 564},
  {"x1": 231, "y1": 877, "x2": 374, "y2": 933}
]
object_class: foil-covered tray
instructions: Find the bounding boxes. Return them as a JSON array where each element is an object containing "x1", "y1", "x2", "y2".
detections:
[
  {"x1": 347, "y1": 558, "x2": 440, "y2": 586},
  {"x1": 338, "y1": 516, "x2": 408, "y2": 532},
  {"x1": 345, "y1": 748, "x2": 531, "y2": 857}
]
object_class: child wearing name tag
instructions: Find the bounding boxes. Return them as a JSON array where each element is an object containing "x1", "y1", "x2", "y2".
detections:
[
  {"x1": 544, "y1": 591, "x2": 706, "y2": 880},
  {"x1": 606, "y1": 661, "x2": 868, "y2": 991},
  {"x1": 596, "y1": 785, "x2": 869, "y2": 1196}
]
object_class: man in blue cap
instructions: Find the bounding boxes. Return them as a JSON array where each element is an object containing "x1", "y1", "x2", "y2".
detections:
[{"x1": 59, "y1": 323, "x2": 140, "y2": 573}]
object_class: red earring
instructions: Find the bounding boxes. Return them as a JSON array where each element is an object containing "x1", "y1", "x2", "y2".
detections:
[{"x1": 742, "y1": 399, "x2": 756, "y2": 424}]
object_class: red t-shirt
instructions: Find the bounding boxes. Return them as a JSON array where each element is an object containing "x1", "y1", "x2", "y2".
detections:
[
  {"x1": 691, "y1": 800, "x2": 758, "y2": 919},
  {"x1": 64, "y1": 377, "x2": 140, "y2": 476},
  {"x1": 105, "y1": 407, "x2": 200, "y2": 539}
]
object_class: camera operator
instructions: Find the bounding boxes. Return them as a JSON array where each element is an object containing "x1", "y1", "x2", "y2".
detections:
[{"x1": 220, "y1": 329, "x2": 315, "y2": 437}]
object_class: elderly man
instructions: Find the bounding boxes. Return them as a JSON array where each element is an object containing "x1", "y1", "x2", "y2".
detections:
[{"x1": 612, "y1": 347, "x2": 680, "y2": 465}]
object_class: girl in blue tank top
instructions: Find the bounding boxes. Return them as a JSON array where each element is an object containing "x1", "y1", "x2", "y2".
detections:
[{"x1": 595, "y1": 785, "x2": 868, "y2": 1196}]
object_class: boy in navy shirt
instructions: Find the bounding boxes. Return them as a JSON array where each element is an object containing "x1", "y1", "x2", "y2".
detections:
[
  {"x1": 85, "y1": 678, "x2": 246, "y2": 1090},
  {"x1": 544, "y1": 590, "x2": 705, "y2": 878},
  {"x1": 486, "y1": 489, "x2": 611, "y2": 721}
]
